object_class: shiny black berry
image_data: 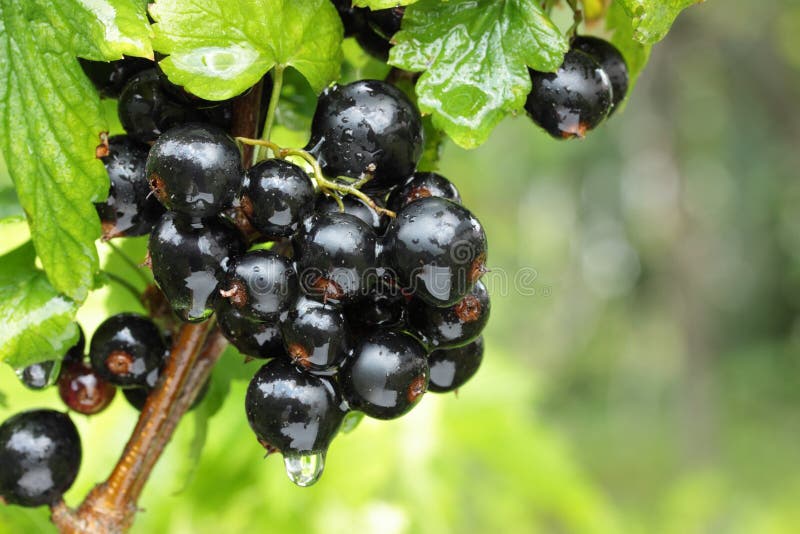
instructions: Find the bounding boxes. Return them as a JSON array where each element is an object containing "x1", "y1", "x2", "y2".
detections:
[
  {"x1": 220, "y1": 250, "x2": 298, "y2": 322},
  {"x1": 0, "y1": 410, "x2": 82, "y2": 507},
  {"x1": 80, "y1": 56, "x2": 152, "y2": 99},
  {"x1": 146, "y1": 123, "x2": 243, "y2": 218},
  {"x1": 281, "y1": 296, "x2": 349, "y2": 372},
  {"x1": 428, "y1": 336, "x2": 484, "y2": 393},
  {"x1": 89, "y1": 313, "x2": 166, "y2": 388},
  {"x1": 365, "y1": 6, "x2": 405, "y2": 39},
  {"x1": 215, "y1": 298, "x2": 284, "y2": 359},
  {"x1": 307, "y1": 80, "x2": 423, "y2": 194},
  {"x1": 58, "y1": 361, "x2": 116, "y2": 415},
  {"x1": 525, "y1": 50, "x2": 612, "y2": 139},
  {"x1": 64, "y1": 325, "x2": 86, "y2": 364},
  {"x1": 149, "y1": 212, "x2": 246, "y2": 322},
  {"x1": 340, "y1": 330, "x2": 428, "y2": 420},
  {"x1": 331, "y1": 0, "x2": 367, "y2": 36},
  {"x1": 344, "y1": 284, "x2": 407, "y2": 331},
  {"x1": 571, "y1": 36, "x2": 628, "y2": 114},
  {"x1": 239, "y1": 159, "x2": 315, "y2": 238},
  {"x1": 383, "y1": 197, "x2": 488, "y2": 307},
  {"x1": 96, "y1": 136, "x2": 165, "y2": 238},
  {"x1": 294, "y1": 212, "x2": 378, "y2": 302},
  {"x1": 245, "y1": 359, "x2": 345, "y2": 454},
  {"x1": 407, "y1": 280, "x2": 489, "y2": 350},
  {"x1": 118, "y1": 69, "x2": 200, "y2": 143},
  {"x1": 355, "y1": 27, "x2": 392, "y2": 62},
  {"x1": 315, "y1": 194, "x2": 389, "y2": 235},
  {"x1": 386, "y1": 172, "x2": 462, "y2": 213}
]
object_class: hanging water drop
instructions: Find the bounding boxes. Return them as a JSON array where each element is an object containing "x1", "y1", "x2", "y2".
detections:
[{"x1": 283, "y1": 451, "x2": 326, "y2": 487}]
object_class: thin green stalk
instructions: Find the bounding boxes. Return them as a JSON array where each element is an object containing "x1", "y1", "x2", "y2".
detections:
[
  {"x1": 257, "y1": 64, "x2": 285, "y2": 162},
  {"x1": 105, "y1": 241, "x2": 150, "y2": 286}
]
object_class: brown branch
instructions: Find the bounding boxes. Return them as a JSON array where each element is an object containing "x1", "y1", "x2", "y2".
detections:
[{"x1": 50, "y1": 79, "x2": 264, "y2": 534}]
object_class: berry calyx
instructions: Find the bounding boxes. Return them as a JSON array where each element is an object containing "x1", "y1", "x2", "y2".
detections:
[
  {"x1": 146, "y1": 123, "x2": 243, "y2": 218},
  {"x1": 0, "y1": 410, "x2": 82, "y2": 507},
  {"x1": 307, "y1": 80, "x2": 423, "y2": 194}
]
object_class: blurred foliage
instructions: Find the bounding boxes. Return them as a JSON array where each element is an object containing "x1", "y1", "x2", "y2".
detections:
[{"x1": 3, "y1": 1, "x2": 800, "y2": 532}]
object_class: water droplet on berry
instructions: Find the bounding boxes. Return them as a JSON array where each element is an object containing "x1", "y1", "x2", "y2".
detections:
[{"x1": 283, "y1": 451, "x2": 326, "y2": 487}]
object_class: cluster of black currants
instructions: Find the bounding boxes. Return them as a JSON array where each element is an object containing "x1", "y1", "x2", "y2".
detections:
[
  {"x1": 139, "y1": 78, "x2": 490, "y2": 485},
  {"x1": 3, "y1": 312, "x2": 204, "y2": 507},
  {"x1": 526, "y1": 36, "x2": 630, "y2": 139}
]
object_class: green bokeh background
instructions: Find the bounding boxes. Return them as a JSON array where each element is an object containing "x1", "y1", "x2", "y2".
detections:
[{"x1": 3, "y1": 1, "x2": 800, "y2": 532}]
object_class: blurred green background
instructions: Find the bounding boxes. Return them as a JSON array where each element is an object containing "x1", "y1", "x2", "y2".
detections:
[{"x1": 3, "y1": 1, "x2": 800, "y2": 532}]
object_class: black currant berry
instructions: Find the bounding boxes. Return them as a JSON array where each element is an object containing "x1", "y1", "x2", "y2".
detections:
[
  {"x1": 239, "y1": 159, "x2": 315, "y2": 238},
  {"x1": 344, "y1": 284, "x2": 407, "y2": 331},
  {"x1": 315, "y1": 194, "x2": 389, "y2": 235},
  {"x1": 340, "y1": 330, "x2": 428, "y2": 420},
  {"x1": 17, "y1": 361, "x2": 60, "y2": 391},
  {"x1": 331, "y1": 0, "x2": 367, "y2": 36},
  {"x1": 293, "y1": 212, "x2": 378, "y2": 302},
  {"x1": 96, "y1": 136, "x2": 165, "y2": 238},
  {"x1": 428, "y1": 336, "x2": 484, "y2": 393},
  {"x1": 571, "y1": 36, "x2": 628, "y2": 114},
  {"x1": 215, "y1": 298, "x2": 285, "y2": 359},
  {"x1": 407, "y1": 280, "x2": 490, "y2": 350},
  {"x1": 525, "y1": 50, "x2": 612, "y2": 139},
  {"x1": 64, "y1": 325, "x2": 86, "y2": 365},
  {"x1": 89, "y1": 313, "x2": 166, "y2": 388},
  {"x1": 383, "y1": 197, "x2": 488, "y2": 307},
  {"x1": 118, "y1": 69, "x2": 200, "y2": 143},
  {"x1": 58, "y1": 361, "x2": 117, "y2": 415},
  {"x1": 280, "y1": 296, "x2": 349, "y2": 372},
  {"x1": 355, "y1": 27, "x2": 392, "y2": 63},
  {"x1": 0, "y1": 410, "x2": 82, "y2": 507},
  {"x1": 307, "y1": 80, "x2": 423, "y2": 194},
  {"x1": 149, "y1": 212, "x2": 246, "y2": 322},
  {"x1": 220, "y1": 250, "x2": 298, "y2": 322},
  {"x1": 386, "y1": 172, "x2": 462, "y2": 213},
  {"x1": 365, "y1": 6, "x2": 405, "y2": 39},
  {"x1": 146, "y1": 123, "x2": 243, "y2": 218},
  {"x1": 245, "y1": 359, "x2": 345, "y2": 454},
  {"x1": 79, "y1": 56, "x2": 152, "y2": 99}
]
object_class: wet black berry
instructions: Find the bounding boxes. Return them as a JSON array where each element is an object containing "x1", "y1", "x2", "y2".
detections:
[
  {"x1": 118, "y1": 69, "x2": 200, "y2": 143},
  {"x1": 220, "y1": 250, "x2": 298, "y2": 321},
  {"x1": 307, "y1": 80, "x2": 423, "y2": 194},
  {"x1": 245, "y1": 359, "x2": 345, "y2": 454},
  {"x1": 146, "y1": 123, "x2": 243, "y2": 218},
  {"x1": 382, "y1": 197, "x2": 488, "y2": 307},
  {"x1": 315, "y1": 194, "x2": 389, "y2": 235},
  {"x1": 0, "y1": 410, "x2": 82, "y2": 507},
  {"x1": 89, "y1": 313, "x2": 166, "y2": 388},
  {"x1": 571, "y1": 36, "x2": 628, "y2": 114},
  {"x1": 355, "y1": 27, "x2": 392, "y2": 62},
  {"x1": 407, "y1": 280, "x2": 490, "y2": 350},
  {"x1": 215, "y1": 298, "x2": 285, "y2": 359},
  {"x1": 80, "y1": 56, "x2": 152, "y2": 99},
  {"x1": 294, "y1": 212, "x2": 378, "y2": 302},
  {"x1": 386, "y1": 172, "x2": 461, "y2": 213},
  {"x1": 64, "y1": 325, "x2": 86, "y2": 365},
  {"x1": 340, "y1": 330, "x2": 428, "y2": 420},
  {"x1": 331, "y1": 0, "x2": 367, "y2": 36},
  {"x1": 525, "y1": 49, "x2": 612, "y2": 139},
  {"x1": 149, "y1": 212, "x2": 246, "y2": 322},
  {"x1": 344, "y1": 283, "x2": 407, "y2": 331},
  {"x1": 58, "y1": 361, "x2": 116, "y2": 415},
  {"x1": 96, "y1": 136, "x2": 165, "y2": 238},
  {"x1": 365, "y1": 6, "x2": 405, "y2": 39},
  {"x1": 428, "y1": 336, "x2": 484, "y2": 393},
  {"x1": 281, "y1": 296, "x2": 349, "y2": 372},
  {"x1": 239, "y1": 159, "x2": 315, "y2": 238}
]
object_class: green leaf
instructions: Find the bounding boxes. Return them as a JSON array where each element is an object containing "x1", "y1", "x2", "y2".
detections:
[
  {"x1": 0, "y1": 0, "x2": 153, "y2": 301},
  {"x1": 0, "y1": 242, "x2": 79, "y2": 369},
  {"x1": 618, "y1": 0, "x2": 703, "y2": 44},
  {"x1": 151, "y1": 0, "x2": 344, "y2": 100},
  {"x1": 353, "y1": 0, "x2": 418, "y2": 8},
  {"x1": 390, "y1": 0, "x2": 568, "y2": 148},
  {"x1": 607, "y1": 2, "x2": 652, "y2": 90}
]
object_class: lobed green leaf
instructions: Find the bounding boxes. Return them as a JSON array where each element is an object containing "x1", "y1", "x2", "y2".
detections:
[
  {"x1": 390, "y1": 0, "x2": 568, "y2": 149},
  {"x1": 151, "y1": 0, "x2": 344, "y2": 100},
  {"x1": 607, "y1": 1, "x2": 652, "y2": 90},
  {"x1": 618, "y1": 0, "x2": 704, "y2": 44},
  {"x1": 353, "y1": 0, "x2": 419, "y2": 8}
]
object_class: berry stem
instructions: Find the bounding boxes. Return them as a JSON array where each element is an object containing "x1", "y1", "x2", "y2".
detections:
[
  {"x1": 565, "y1": 0, "x2": 583, "y2": 37},
  {"x1": 104, "y1": 241, "x2": 150, "y2": 286},
  {"x1": 257, "y1": 64, "x2": 285, "y2": 162},
  {"x1": 236, "y1": 137, "x2": 396, "y2": 218}
]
